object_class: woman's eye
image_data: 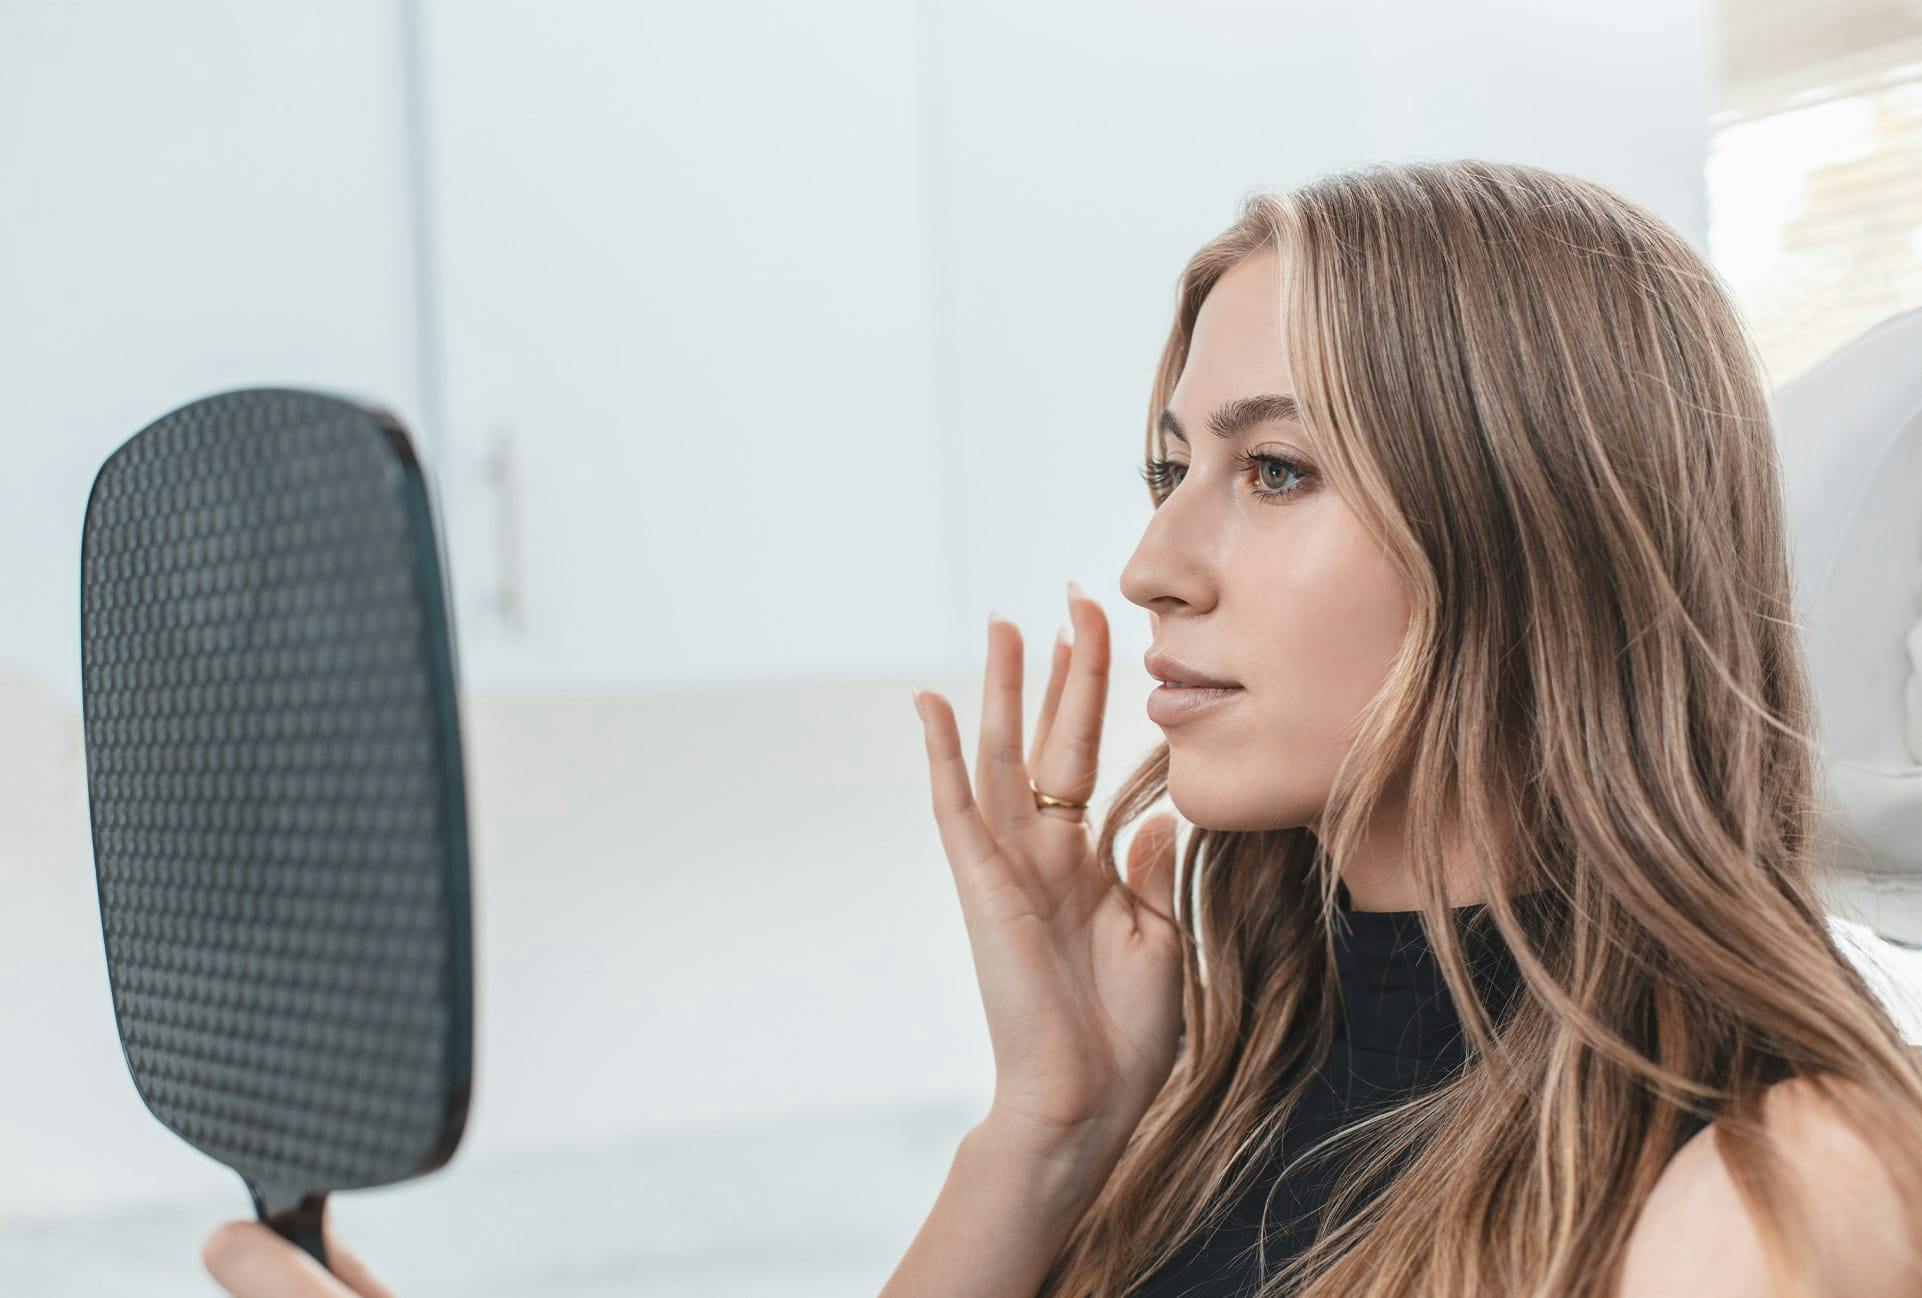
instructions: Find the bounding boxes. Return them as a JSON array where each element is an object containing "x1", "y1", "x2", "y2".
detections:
[
  {"x1": 1139, "y1": 458, "x2": 1185, "y2": 494},
  {"x1": 1139, "y1": 451, "x2": 1313, "y2": 505}
]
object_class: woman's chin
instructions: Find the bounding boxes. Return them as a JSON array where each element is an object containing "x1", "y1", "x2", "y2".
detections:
[{"x1": 1166, "y1": 764, "x2": 1318, "y2": 835}]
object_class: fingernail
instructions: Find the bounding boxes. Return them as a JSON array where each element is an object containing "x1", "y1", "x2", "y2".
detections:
[
  {"x1": 1067, "y1": 579, "x2": 1087, "y2": 605},
  {"x1": 987, "y1": 608, "x2": 1002, "y2": 626},
  {"x1": 911, "y1": 686, "x2": 926, "y2": 721},
  {"x1": 1056, "y1": 624, "x2": 1070, "y2": 649}
]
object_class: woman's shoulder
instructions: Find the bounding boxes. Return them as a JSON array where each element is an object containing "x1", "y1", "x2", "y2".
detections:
[{"x1": 1614, "y1": 1073, "x2": 1918, "y2": 1297}]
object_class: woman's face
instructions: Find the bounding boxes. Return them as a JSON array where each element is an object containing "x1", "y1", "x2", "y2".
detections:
[{"x1": 1119, "y1": 248, "x2": 1411, "y2": 835}]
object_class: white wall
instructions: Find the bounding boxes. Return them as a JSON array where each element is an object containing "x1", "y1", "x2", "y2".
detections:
[{"x1": 2, "y1": 0, "x2": 1733, "y2": 1229}]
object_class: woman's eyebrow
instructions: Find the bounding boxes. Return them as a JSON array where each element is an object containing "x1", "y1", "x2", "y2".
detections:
[{"x1": 1159, "y1": 392, "x2": 1301, "y2": 443}]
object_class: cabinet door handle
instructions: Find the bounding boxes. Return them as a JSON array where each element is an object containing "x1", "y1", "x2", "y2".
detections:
[{"x1": 483, "y1": 426, "x2": 525, "y2": 637}]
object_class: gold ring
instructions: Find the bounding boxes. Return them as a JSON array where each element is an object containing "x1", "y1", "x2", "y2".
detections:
[{"x1": 1030, "y1": 778, "x2": 1090, "y2": 812}]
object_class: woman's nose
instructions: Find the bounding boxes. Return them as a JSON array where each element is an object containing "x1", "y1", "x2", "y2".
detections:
[{"x1": 1121, "y1": 504, "x2": 1213, "y2": 615}]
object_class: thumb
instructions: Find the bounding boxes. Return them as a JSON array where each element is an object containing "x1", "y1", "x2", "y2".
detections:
[
  {"x1": 1124, "y1": 812, "x2": 1181, "y2": 931},
  {"x1": 202, "y1": 1202, "x2": 394, "y2": 1298},
  {"x1": 203, "y1": 1219, "x2": 359, "y2": 1297}
]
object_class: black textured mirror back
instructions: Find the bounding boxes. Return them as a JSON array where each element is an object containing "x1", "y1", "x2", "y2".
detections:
[{"x1": 77, "y1": 387, "x2": 475, "y2": 1272}]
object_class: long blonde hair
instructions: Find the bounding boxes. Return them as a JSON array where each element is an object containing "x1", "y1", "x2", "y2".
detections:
[{"x1": 1038, "y1": 159, "x2": 1922, "y2": 1298}]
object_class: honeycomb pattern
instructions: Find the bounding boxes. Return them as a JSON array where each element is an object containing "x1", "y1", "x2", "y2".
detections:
[{"x1": 79, "y1": 387, "x2": 472, "y2": 1193}]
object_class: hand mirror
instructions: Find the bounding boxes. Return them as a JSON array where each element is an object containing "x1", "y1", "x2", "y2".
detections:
[{"x1": 78, "y1": 386, "x2": 475, "y2": 1272}]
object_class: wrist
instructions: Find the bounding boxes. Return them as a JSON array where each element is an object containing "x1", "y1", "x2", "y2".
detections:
[{"x1": 966, "y1": 1109, "x2": 1125, "y2": 1220}]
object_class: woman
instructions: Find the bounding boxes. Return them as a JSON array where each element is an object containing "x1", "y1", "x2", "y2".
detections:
[{"x1": 203, "y1": 160, "x2": 1922, "y2": 1297}]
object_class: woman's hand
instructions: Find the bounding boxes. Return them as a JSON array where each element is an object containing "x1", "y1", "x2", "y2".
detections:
[
  {"x1": 913, "y1": 582, "x2": 1184, "y2": 1166},
  {"x1": 202, "y1": 1204, "x2": 394, "y2": 1297}
]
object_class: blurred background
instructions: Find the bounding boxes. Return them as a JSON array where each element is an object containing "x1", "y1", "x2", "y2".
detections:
[{"x1": 4, "y1": 0, "x2": 1922, "y2": 1293}]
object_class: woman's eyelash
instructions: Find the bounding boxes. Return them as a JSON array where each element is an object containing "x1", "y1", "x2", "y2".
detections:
[{"x1": 1138, "y1": 449, "x2": 1314, "y2": 505}]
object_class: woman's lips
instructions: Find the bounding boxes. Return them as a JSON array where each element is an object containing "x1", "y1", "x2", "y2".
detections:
[
  {"x1": 1143, "y1": 650, "x2": 1240, "y2": 690},
  {"x1": 1146, "y1": 682, "x2": 1243, "y2": 725}
]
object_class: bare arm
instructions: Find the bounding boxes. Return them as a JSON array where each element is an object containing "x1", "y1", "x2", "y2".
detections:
[{"x1": 878, "y1": 1112, "x2": 1122, "y2": 1298}]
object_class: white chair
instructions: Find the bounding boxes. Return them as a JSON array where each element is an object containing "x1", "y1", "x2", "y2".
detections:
[{"x1": 1774, "y1": 305, "x2": 1922, "y2": 948}]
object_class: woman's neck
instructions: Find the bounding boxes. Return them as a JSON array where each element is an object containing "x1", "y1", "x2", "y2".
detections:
[{"x1": 1337, "y1": 868, "x2": 1493, "y2": 912}]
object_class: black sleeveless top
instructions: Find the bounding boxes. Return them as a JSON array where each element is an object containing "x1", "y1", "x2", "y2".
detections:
[{"x1": 1129, "y1": 881, "x2": 1713, "y2": 1296}]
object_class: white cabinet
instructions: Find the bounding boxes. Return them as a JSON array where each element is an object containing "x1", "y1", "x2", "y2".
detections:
[
  {"x1": 0, "y1": 0, "x2": 422, "y2": 711},
  {"x1": 0, "y1": 0, "x2": 426, "y2": 1219},
  {"x1": 418, "y1": 1, "x2": 954, "y2": 696}
]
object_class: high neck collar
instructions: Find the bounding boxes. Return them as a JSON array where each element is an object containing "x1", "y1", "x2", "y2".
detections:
[{"x1": 1329, "y1": 877, "x2": 1527, "y2": 1062}]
